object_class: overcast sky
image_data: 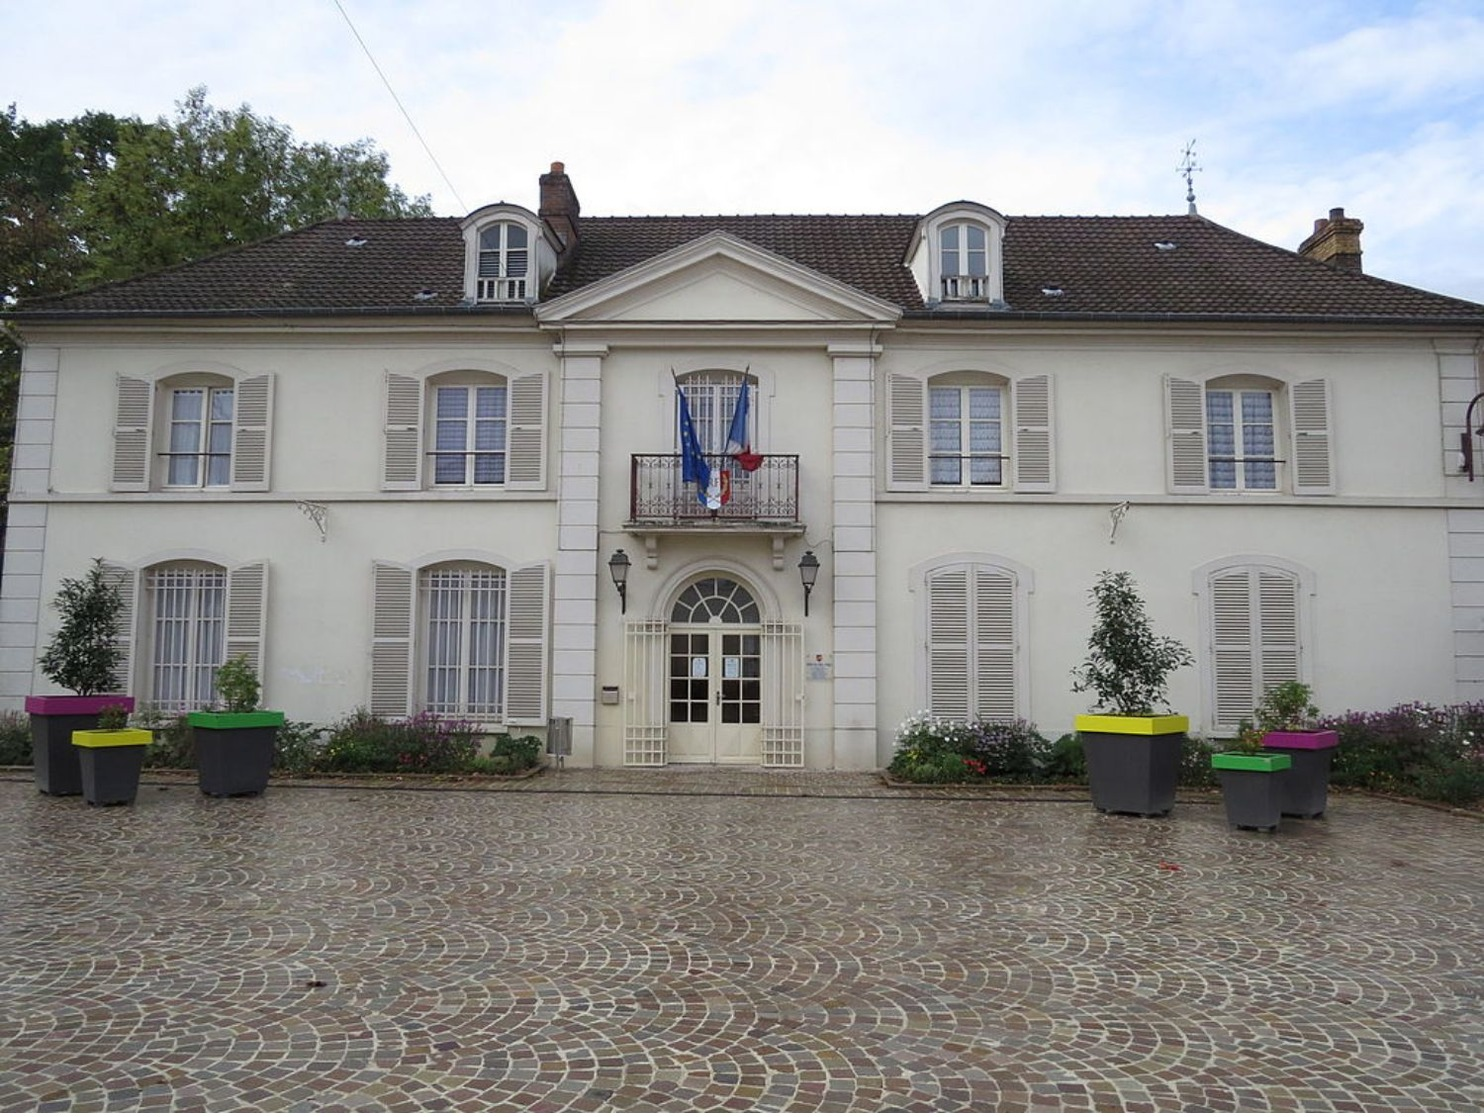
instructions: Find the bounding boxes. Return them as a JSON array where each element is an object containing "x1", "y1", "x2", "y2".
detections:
[{"x1": 6, "y1": 0, "x2": 1484, "y2": 302}]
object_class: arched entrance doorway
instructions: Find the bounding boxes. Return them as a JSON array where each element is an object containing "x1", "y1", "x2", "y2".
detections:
[{"x1": 667, "y1": 576, "x2": 763, "y2": 763}]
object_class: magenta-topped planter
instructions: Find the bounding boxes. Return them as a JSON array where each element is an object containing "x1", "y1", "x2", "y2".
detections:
[
  {"x1": 1262, "y1": 729, "x2": 1339, "y2": 818},
  {"x1": 25, "y1": 695, "x2": 136, "y2": 796}
]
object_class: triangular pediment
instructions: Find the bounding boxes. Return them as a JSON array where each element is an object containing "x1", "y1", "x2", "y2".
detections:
[{"x1": 537, "y1": 232, "x2": 901, "y2": 324}]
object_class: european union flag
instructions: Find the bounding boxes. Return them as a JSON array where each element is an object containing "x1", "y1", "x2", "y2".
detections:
[{"x1": 676, "y1": 381, "x2": 710, "y2": 507}]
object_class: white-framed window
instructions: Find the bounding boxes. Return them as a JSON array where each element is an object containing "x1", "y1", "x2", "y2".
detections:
[
  {"x1": 371, "y1": 558, "x2": 550, "y2": 724},
  {"x1": 939, "y1": 222, "x2": 990, "y2": 300},
  {"x1": 421, "y1": 565, "x2": 507, "y2": 717},
  {"x1": 382, "y1": 369, "x2": 546, "y2": 491},
  {"x1": 1194, "y1": 557, "x2": 1313, "y2": 734},
  {"x1": 148, "y1": 564, "x2": 227, "y2": 710},
  {"x1": 1166, "y1": 375, "x2": 1333, "y2": 495},
  {"x1": 1206, "y1": 388, "x2": 1276, "y2": 491},
  {"x1": 165, "y1": 386, "x2": 234, "y2": 488},
  {"x1": 888, "y1": 371, "x2": 1053, "y2": 493},
  {"x1": 930, "y1": 381, "x2": 1004, "y2": 486},
  {"x1": 476, "y1": 222, "x2": 529, "y2": 302},
  {"x1": 916, "y1": 556, "x2": 1032, "y2": 722},
  {"x1": 433, "y1": 384, "x2": 508, "y2": 486},
  {"x1": 112, "y1": 372, "x2": 274, "y2": 493},
  {"x1": 675, "y1": 371, "x2": 755, "y2": 454},
  {"x1": 101, "y1": 558, "x2": 268, "y2": 713}
]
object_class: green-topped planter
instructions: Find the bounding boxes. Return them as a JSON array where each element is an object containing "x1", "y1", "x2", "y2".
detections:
[
  {"x1": 72, "y1": 728, "x2": 153, "y2": 806},
  {"x1": 188, "y1": 710, "x2": 284, "y2": 797},
  {"x1": 1212, "y1": 751, "x2": 1293, "y2": 832},
  {"x1": 27, "y1": 695, "x2": 136, "y2": 796},
  {"x1": 1075, "y1": 714, "x2": 1188, "y2": 818},
  {"x1": 1262, "y1": 729, "x2": 1339, "y2": 819}
]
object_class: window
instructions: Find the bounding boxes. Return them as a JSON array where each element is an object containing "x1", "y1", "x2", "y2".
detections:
[
  {"x1": 887, "y1": 372, "x2": 1053, "y2": 492},
  {"x1": 1166, "y1": 375, "x2": 1333, "y2": 495},
  {"x1": 433, "y1": 384, "x2": 508, "y2": 485},
  {"x1": 382, "y1": 370, "x2": 546, "y2": 491},
  {"x1": 422, "y1": 565, "x2": 506, "y2": 717},
  {"x1": 939, "y1": 223, "x2": 989, "y2": 300},
  {"x1": 476, "y1": 222, "x2": 529, "y2": 302},
  {"x1": 371, "y1": 559, "x2": 549, "y2": 724},
  {"x1": 166, "y1": 386, "x2": 234, "y2": 487},
  {"x1": 675, "y1": 372, "x2": 754, "y2": 454},
  {"x1": 1196, "y1": 560, "x2": 1311, "y2": 733},
  {"x1": 919, "y1": 558, "x2": 1029, "y2": 721},
  {"x1": 1206, "y1": 389, "x2": 1276, "y2": 490},
  {"x1": 112, "y1": 372, "x2": 274, "y2": 493},
  {"x1": 148, "y1": 564, "x2": 227, "y2": 710},
  {"x1": 930, "y1": 383, "x2": 1004, "y2": 486}
]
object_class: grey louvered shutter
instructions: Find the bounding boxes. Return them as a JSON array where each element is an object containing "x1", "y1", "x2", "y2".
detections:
[
  {"x1": 112, "y1": 376, "x2": 153, "y2": 491},
  {"x1": 974, "y1": 567, "x2": 1017, "y2": 720},
  {"x1": 1011, "y1": 374, "x2": 1054, "y2": 492},
  {"x1": 101, "y1": 562, "x2": 138, "y2": 696},
  {"x1": 887, "y1": 373, "x2": 928, "y2": 491},
  {"x1": 370, "y1": 563, "x2": 415, "y2": 716},
  {"x1": 1166, "y1": 376, "x2": 1209, "y2": 493},
  {"x1": 382, "y1": 373, "x2": 423, "y2": 490},
  {"x1": 504, "y1": 562, "x2": 549, "y2": 724},
  {"x1": 926, "y1": 567, "x2": 970, "y2": 719},
  {"x1": 1210, "y1": 570, "x2": 1255, "y2": 729},
  {"x1": 225, "y1": 562, "x2": 268, "y2": 679},
  {"x1": 230, "y1": 374, "x2": 274, "y2": 491},
  {"x1": 1290, "y1": 379, "x2": 1335, "y2": 495},
  {"x1": 506, "y1": 371, "x2": 547, "y2": 489}
]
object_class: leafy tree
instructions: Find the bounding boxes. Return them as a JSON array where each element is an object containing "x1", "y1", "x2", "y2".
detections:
[
  {"x1": 1071, "y1": 570, "x2": 1194, "y2": 716},
  {"x1": 38, "y1": 559, "x2": 124, "y2": 695},
  {"x1": 70, "y1": 87, "x2": 431, "y2": 284}
]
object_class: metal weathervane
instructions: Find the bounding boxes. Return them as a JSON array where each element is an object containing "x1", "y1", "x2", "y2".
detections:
[{"x1": 1178, "y1": 140, "x2": 1201, "y2": 215}]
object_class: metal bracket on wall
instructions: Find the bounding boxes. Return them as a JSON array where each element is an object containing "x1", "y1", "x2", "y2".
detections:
[{"x1": 296, "y1": 501, "x2": 328, "y2": 542}]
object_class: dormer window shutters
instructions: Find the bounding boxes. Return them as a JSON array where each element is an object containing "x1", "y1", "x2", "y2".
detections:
[{"x1": 477, "y1": 223, "x2": 529, "y2": 302}]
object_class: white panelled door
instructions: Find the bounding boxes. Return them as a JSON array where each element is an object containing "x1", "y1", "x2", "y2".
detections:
[{"x1": 666, "y1": 577, "x2": 763, "y2": 764}]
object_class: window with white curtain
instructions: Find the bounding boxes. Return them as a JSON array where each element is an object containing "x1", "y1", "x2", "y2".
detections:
[
  {"x1": 148, "y1": 564, "x2": 227, "y2": 711},
  {"x1": 930, "y1": 382, "x2": 1005, "y2": 486},
  {"x1": 1206, "y1": 389, "x2": 1277, "y2": 491},
  {"x1": 476, "y1": 222, "x2": 529, "y2": 301},
  {"x1": 433, "y1": 384, "x2": 508, "y2": 485},
  {"x1": 165, "y1": 386, "x2": 234, "y2": 488},
  {"x1": 939, "y1": 223, "x2": 990, "y2": 299},
  {"x1": 420, "y1": 564, "x2": 507, "y2": 717}
]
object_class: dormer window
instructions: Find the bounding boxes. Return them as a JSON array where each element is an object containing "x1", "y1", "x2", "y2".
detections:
[
  {"x1": 906, "y1": 202, "x2": 1006, "y2": 308},
  {"x1": 477, "y1": 223, "x2": 529, "y2": 302},
  {"x1": 939, "y1": 223, "x2": 989, "y2": 300},
  {"x1": 460, "y1": 203, "x2": 553, "y2": 306}
]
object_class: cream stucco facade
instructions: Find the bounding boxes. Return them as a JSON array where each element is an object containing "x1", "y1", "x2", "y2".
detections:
[{"x1": 5, "y1": 193, "x2": 1484, "y2": 769}]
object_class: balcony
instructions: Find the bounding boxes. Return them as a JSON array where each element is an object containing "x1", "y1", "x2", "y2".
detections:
[{"x1": 628, "y1": 453, "x2": 801, "y2": 531}]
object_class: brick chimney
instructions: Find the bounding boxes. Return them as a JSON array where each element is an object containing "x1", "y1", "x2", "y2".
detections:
[
  {"x1": 1298, "y1": 207, "x2": 1364, "y2": 274},
  {"x1": 538, "y1": 161, "x2": 580, "y2": 255}
]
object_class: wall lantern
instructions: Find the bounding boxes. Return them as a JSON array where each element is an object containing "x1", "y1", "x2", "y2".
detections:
[
  {"x1": 1463, "y1": 392, "x2": 1484, "y2": 481},
  {"x1": 608, "y1": 549, "x2": 631, "y2": 614},
  {"x1": 798, "y1": 550, "x2": 821, "y2": 617}
]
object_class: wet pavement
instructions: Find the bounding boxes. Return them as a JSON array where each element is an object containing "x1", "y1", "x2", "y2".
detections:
[{"x1": 1, "y1": 769, "x2": 1481, "y2": 1112}]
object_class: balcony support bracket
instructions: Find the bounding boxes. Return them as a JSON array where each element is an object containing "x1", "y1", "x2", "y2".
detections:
[{"x1": 644, "y1": 534, "x2": 659, "y2": 570}]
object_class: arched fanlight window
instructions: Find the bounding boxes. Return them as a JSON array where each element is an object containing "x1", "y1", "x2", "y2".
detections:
[{"x1": 670, "y1": 577, "x2": 760, "y2": 624}]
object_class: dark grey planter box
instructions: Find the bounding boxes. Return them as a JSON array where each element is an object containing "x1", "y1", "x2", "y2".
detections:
[
  {"x1": 26, "y1": 695, "x2": 136, "y2": 796},
  {"x1": 72, "y1": 729, "x2": 152, "y2": 807},
  {"x1": 1076, "y1": 716, "x2": 1188, "y2": 817},
  {"x1": 1212, "y1": 752, "x2": 1292, "y2": 831},
  {"x1": 1262, "y1": 730, "x2": 1339, "y2": 818},
  {"x1": 189, "y1": 711, "x2": 283, "y2": 797}
]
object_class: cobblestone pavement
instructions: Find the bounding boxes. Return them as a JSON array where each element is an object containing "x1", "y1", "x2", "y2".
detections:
[{"x1": 1, "y1": 770, "x2": 1481, "y2": 1112}]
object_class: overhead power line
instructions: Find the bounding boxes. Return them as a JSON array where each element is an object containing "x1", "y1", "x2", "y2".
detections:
[{"x1": 332, "y1": 0, "x2": 467, "y2": 212}]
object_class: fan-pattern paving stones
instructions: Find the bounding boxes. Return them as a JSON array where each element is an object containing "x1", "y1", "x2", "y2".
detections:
[{"x1": 1, "y1": 772, "x2": 1480, "y2": 1112}]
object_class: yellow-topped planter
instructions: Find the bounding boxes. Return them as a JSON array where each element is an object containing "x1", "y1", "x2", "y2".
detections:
[
  {"x1": 1075, "y1": 714, "x2": 1189, "y2": 737},
  {"x1": 70, "y1": 728, "x2": 153, "y2": 806},
  {"x1": 72, "y1": 729, "x2": 154, "y2": 748}
]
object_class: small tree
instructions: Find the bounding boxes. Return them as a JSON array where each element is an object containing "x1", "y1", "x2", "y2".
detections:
[
  {"x1": 37, "y1": 558, "x2": 123, "y2": 695},
  {"x1": 213, "y1": 655, "x2": 260, "y2": 713},
  {"x1": 1071, "y1": 570, "x2": 1193, "y2": 716}
]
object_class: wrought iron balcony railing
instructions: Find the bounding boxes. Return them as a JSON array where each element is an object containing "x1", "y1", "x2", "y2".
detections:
[{"x1": 629, "y1": 453, "x2": 799, "y2": 525}]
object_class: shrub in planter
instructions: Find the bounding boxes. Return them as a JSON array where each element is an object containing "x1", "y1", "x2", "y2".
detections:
[
  {"x1": 28, "y1": 559, "x2": 134, "y2": 795},
  {"x1": 187, "y1": 655, "x2": 284, "y2": 797},
  {"x1": 1071, "y1": 570, "x2": 1194, "y2": 816},
  {"x1": 1252, "y1": 681, "x2": 1337, "y2": 818}
]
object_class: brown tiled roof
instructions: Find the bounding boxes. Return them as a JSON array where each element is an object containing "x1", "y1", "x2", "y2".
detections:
[{"x1": 16, "y1": 211, "x2": 1484, "y2": 325}]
